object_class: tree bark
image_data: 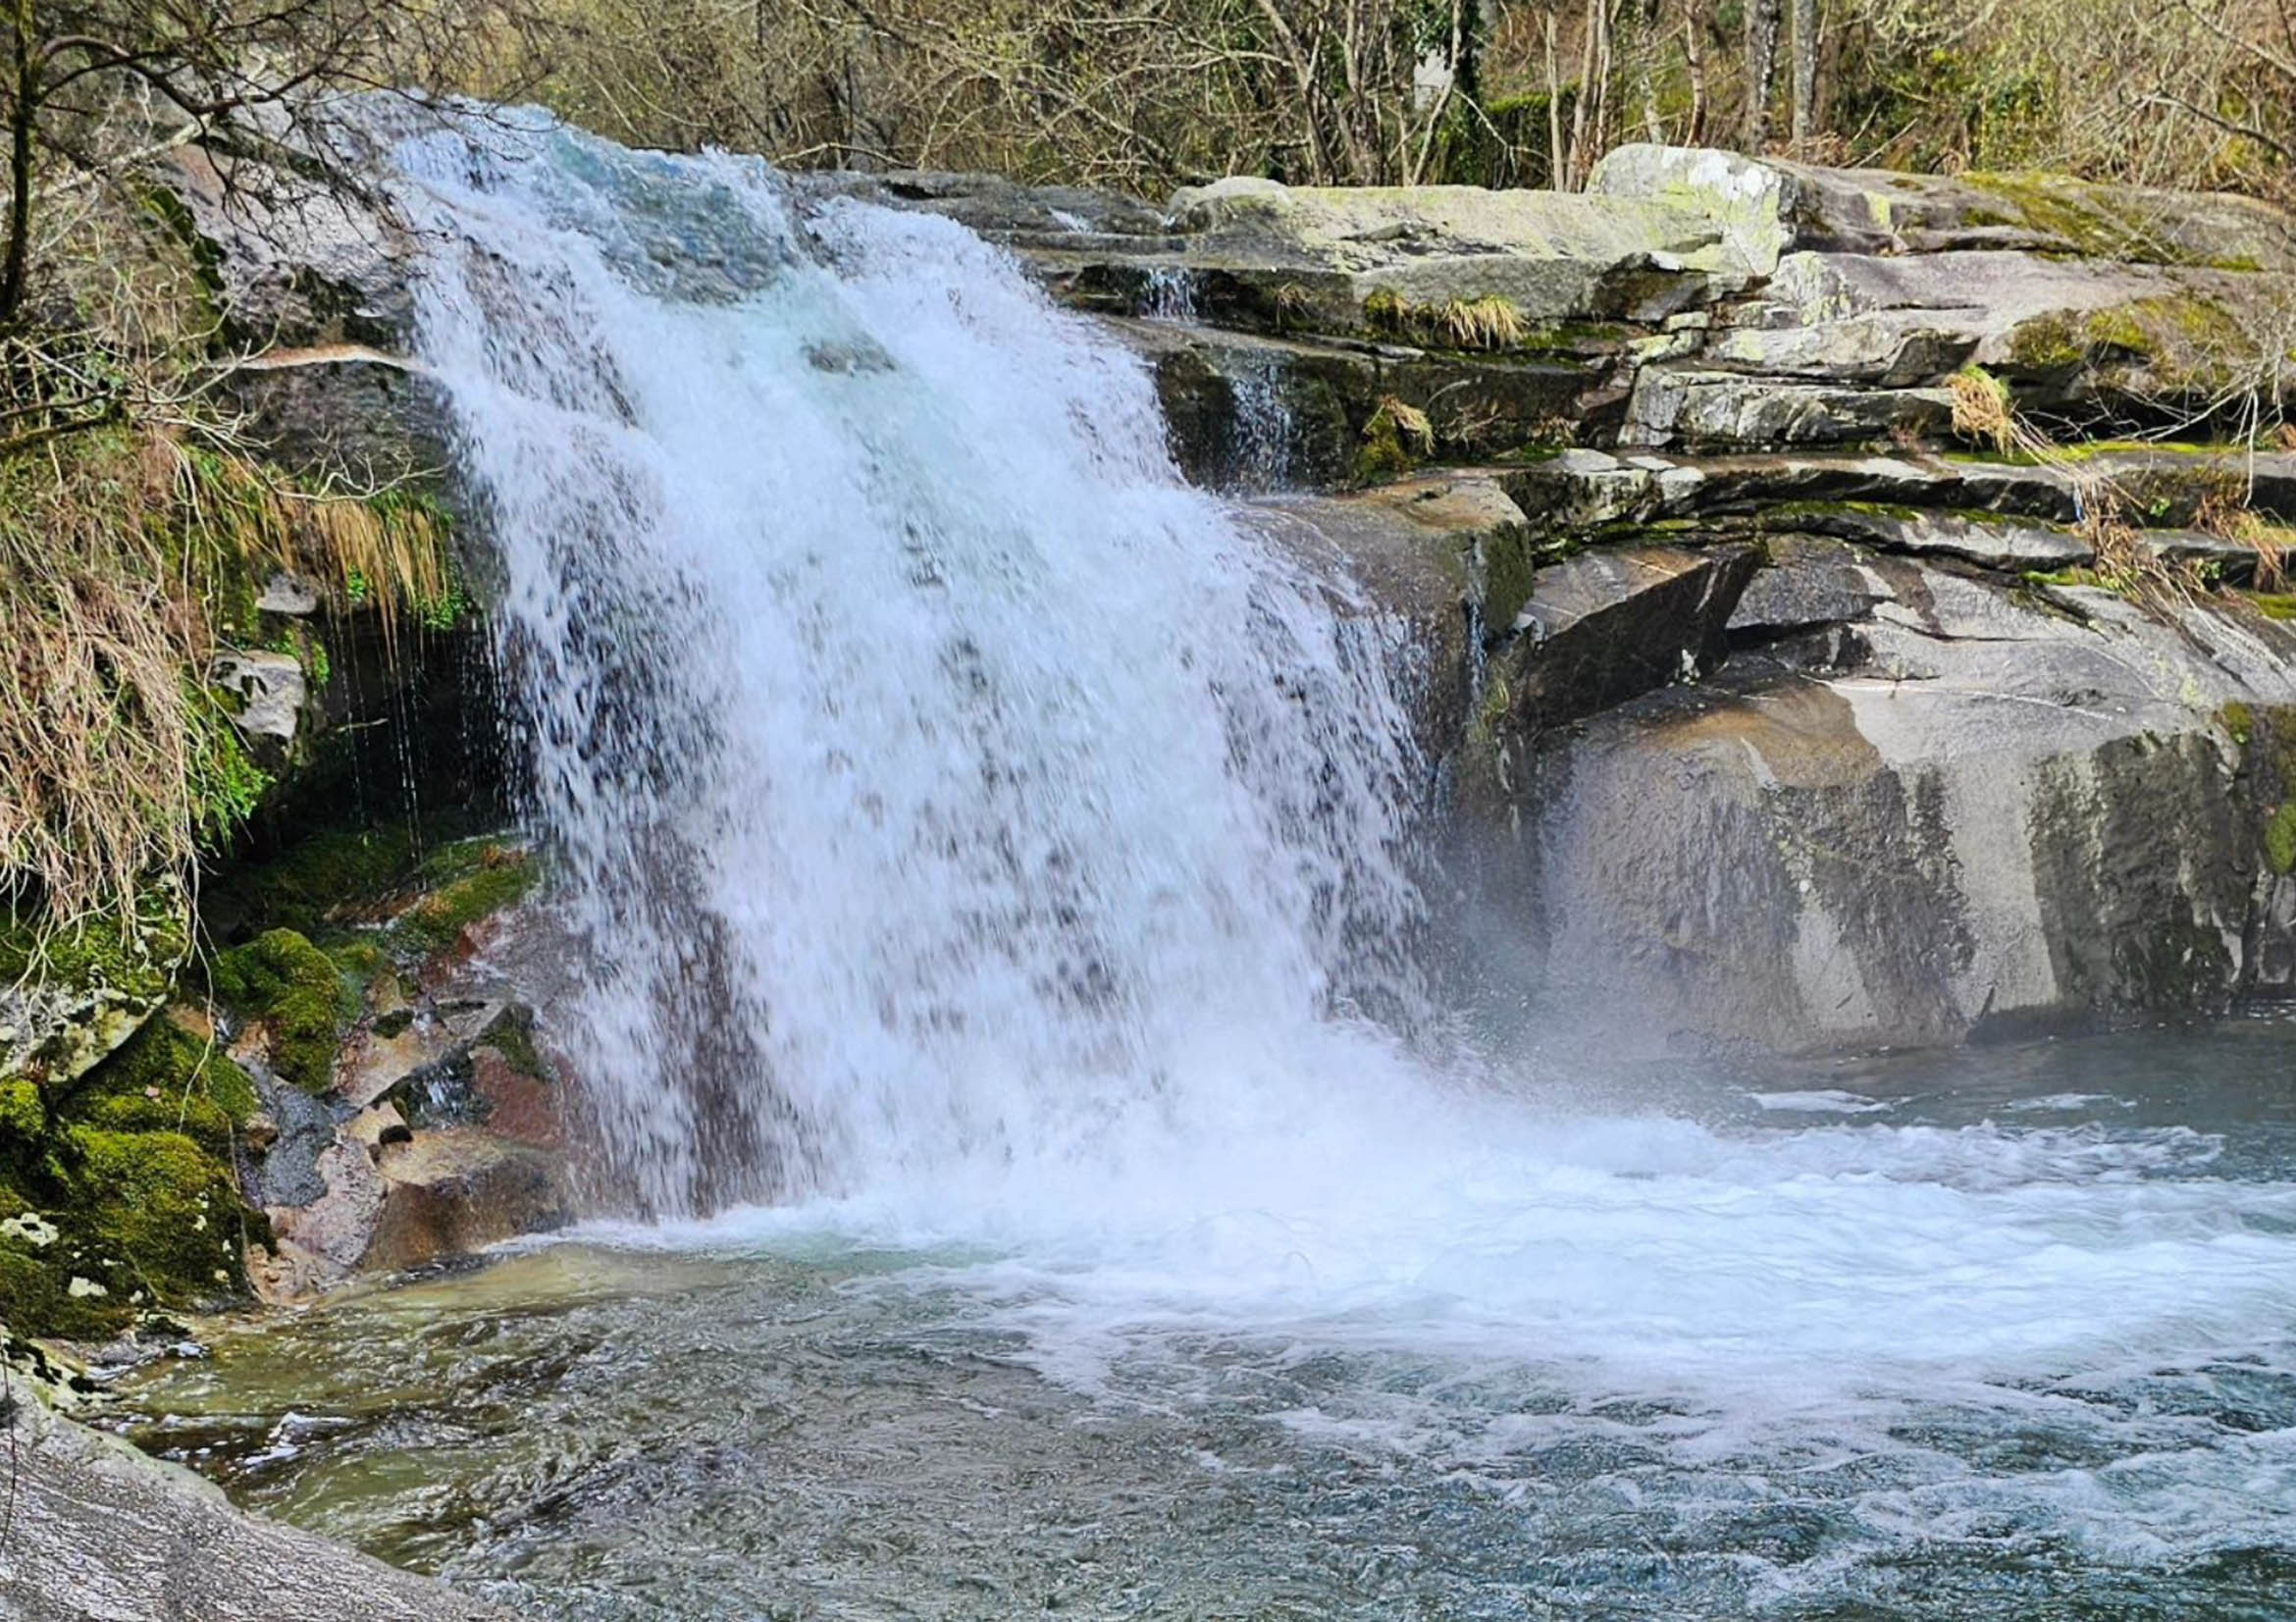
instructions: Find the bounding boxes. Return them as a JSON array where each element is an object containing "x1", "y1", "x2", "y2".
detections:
[
  {"x1": 1789, "y1": 0, "x2": 1817, "y2": 154},
  {"x1": 1745, "y1": 0, "x2": 1781, "y2": 151},
  {"x1": 1544, "y1": 10, "x2": 1566, "y2": 189},
  {"x1": 0, "y1": 0, "x2": 35, "y2": 328},
  {"x1": 1684, "y1": 9, "x2": 1708, "y2": 145}
]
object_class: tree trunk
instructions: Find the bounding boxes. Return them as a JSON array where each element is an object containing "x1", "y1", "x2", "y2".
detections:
[
  {"x1": 0, "y1": 0, "x2": 35, "y2": 329},
  {"x1": 1544, "y1": 11, "x2": 1566, "y2": 189},
  {"x1": 1684, "y1": 9, "x2": 1708, "y2": 145},
  {"x1": 1789, "y1": 0, "x2": 1817, "y2": 154},
  {"x1": 1745, "y1": 0, "x2": 1782, "y2": 151}
]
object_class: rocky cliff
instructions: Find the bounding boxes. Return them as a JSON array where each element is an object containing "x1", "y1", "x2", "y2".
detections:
[
  {"x1": 175, "y1": 133, "x2": 2296, "y2": 1058},
  {"x1": 776, "y1": 147, "x2": 2293, "y2": 1056}
]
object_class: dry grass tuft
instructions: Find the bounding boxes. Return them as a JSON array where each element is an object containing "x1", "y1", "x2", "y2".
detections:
[
  {"x1": 1435, "y1": 295, "x2": 1529, "y2": 350},
  {"x1": 1948, "y1": 366, "x2": 2056, "y2": 458},
  {"x1": 0, "y1": 430, "x2": 212, "y2": 931},
  {"x1": 2198, "y1": 486, "x2": 2289, "y2": 591},
  {"x1": 177, "y1": 446, "x2": 450, "y2": 640},
  {"x1": 1374, "y1": 394, "x2": 1435, "y2": 451},
  {"x1": 0, "y1": 426, "x2": 451, "y2": 935}
]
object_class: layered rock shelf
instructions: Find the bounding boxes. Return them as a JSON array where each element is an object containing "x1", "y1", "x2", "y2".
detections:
[
  {"x1": 165, "y1": 133, "x2": 2296, "y2": 1054},
  {"x1": 10, "y1": 135, "x2": 2291, "y2": 1363},
  {"x1": 835, "y1": 146, "x2": 2296, "y2": 1053}
]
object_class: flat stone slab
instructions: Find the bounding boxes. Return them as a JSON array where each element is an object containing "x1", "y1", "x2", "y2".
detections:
[
  {"x1": 1625, "y1": 368, "x2": 1952, "y2": 449},
  {"x1": 1789, "y1": 505, "x2": 2094, "y2": 571},
  {"x1": 1728, "y1": 536, "x2": 1898, "y2": 636},
  {"x1": 1591, "y1": 142, "x2": 2296, "y2": 273},
  {"x1": 2142, "y1": 528, "x2": 2270, "y2": 582},
  {"x1": 1163, "y1": 176, "x2": 1747, "y2": 320}
]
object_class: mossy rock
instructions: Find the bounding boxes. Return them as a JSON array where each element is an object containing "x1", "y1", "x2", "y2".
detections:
[
  {"x1": 65, "y1": 1015, "x2": 258, "y2": 1160},
  {"x1": 200, "y1": 826, "x2": 423, "y2": 941},
  {"x1": 0, "y1": 1124, "x2": 256, "y2": 1338},
  {"x1": 1354, "y1": 399, "x2": 1435, "y2": 486},
  {"x1": 211, "y1": 928, "x2": 353, "y2": 1094},
  {"x1": 2268, "y1": 802, "x2": 2296, "y2": 877},
  {"x1": 0, "y1": 1003, "x2": 270, "y2": 1338},
  {"x1": 389, "y1": 843, "x2": 539, "y2": 957},
  {"x1": 0, "y1": 1078, "x2": 44, "y2": 1146},
  {"x1": 0, "y1": 896, "x2": 187, "y2": 1090},
  {"x1": 73, "y1": 1126, "x2": 251, "y2": 1298}
]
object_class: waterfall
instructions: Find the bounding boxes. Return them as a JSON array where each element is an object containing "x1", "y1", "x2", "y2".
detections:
[{"x1": 391, "y1": 117, "x2": 1434, "y2": 1217}]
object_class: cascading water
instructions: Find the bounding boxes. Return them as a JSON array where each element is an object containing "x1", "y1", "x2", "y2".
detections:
[
  {"x1": 394, "y1": 117, "x2": 1432, "y2": 1217},
  {"x1": 112, "y1": 113, "x2": 2296, "y2": 1622}
]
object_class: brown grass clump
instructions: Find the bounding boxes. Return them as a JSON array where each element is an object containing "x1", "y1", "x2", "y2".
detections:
[
  {"x1": 2078, "y1": 494, "x2": 2151, "y2": 594},
  {"x1": 1948, "y1": 365, "x2": 2060, "y2": 461},
  {"x1": 0, "y1": 430, "x2": 210, "y2": 930},
  {"x1": 177, "y1": 446, "x2": 451, "y2": 641},
  {"x1": 1435, "y1": 295, "x2": 1529, "y2": 351},
  {"x1": 0, "y1": 426, "x2": 451, "y2": 935},
  {"x1": 2198, "y1": 485, "x2": 2289, "y2": 591},
  {"x1": 1372, "y1": 395, "x2": 1435, "y2": 451}
]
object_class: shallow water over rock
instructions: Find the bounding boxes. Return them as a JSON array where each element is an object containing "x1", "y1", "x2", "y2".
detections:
[{"x1": 116, "y1": 1018, "x2": 2296, "y2": 1620}]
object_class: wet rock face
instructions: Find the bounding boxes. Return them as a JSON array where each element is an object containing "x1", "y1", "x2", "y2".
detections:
[
  {"x1": 0, "y1": 839, "x2": 572, "y2": 1339},
  {"x1": 230, "y1": 848, "x2": 575, "y2": 1303},
  {"x1": 1426, "y1": 447, "x2": 2296, "y2": 1053}
]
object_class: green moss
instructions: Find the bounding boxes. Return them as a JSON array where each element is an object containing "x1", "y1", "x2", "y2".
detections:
[
  {"x1": 2248, "y1": 593, "x2": 2296, "y2": 621},
  {"x1": 211, "y1": 928, "x2": 351, "y2": 1094},
  {"x1": 202, "y1": 826, "x2": 422, "y2": 940},
  {"x1": 2008, "y1": 312, "x2": 2085, "y2": 372},
  {"x1": 1354, "y1": 398, "x2": 1433, "y2": 485},
  {"x1": 0, "y1": 1244, "x2": 123, "y2": 1340},
  {"x1": 390, "y1": 847, "x2": 540, "y2": 956},
  {"x1": 2081, "y1": 306, "x2": 2151, "y2": 355},
  {"x1": 1961, "y1": 171, "x2": 2187, "y2": 264},
  {"x1": 0, "y1": 898, "x2": 183, "y2": 1008},
  {"x1": 70, "y1": 1015, "x2": 257, "y2": 1155},
  {"x1": 2267, "y1": 802, "x2": 2296, "y2": 876},
  {"x1": 187, "y1": 689, "x2": 272, "y2": 843},
  {"x1": 0, "y1": 1115, "x2": 256, "y2": 1337},
  {"x1": 1362, "y1": 287, "x2": 1407, "y2": 332},
  {"x1": 0, "y1": 1079, "x2": 44, "y2": 1145},
  {"x1": 326, "y1": 938, "x2": 404, "y2": 1015},
  {"x1": 1768, "y1": 498, "x2": 1932, "y2": 525},
  {"x1": 2223, "y1": 701, "x2": 2257, "y2": 746},
  {"x1": 71, "y1": 1126, "x2": 249, "y2": 1302}
]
